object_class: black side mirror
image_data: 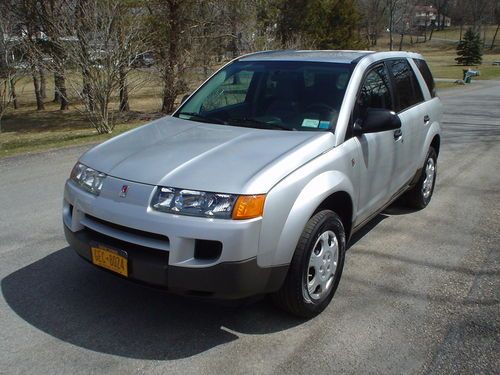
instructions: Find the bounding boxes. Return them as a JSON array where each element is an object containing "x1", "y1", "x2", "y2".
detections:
[{"x1": 354, "y1": 108, "x2": 401, "y2": 136}]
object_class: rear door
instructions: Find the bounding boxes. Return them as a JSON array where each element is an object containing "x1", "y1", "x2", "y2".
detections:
[{"x1": 386, "y1": 58, "x2": 427, "y2": 192}]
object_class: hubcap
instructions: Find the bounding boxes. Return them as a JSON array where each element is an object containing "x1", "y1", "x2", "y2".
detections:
[
  {"x1": 422, "y1": 157, "x2": 435, "y2": 199},
  {"x1": 306, "y1": 230, "x2": 338, "y2": 301}
]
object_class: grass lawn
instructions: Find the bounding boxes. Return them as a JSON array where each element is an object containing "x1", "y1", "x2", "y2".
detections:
[
  {"x1": 1, "y1": 40, "x2": 499, "y2": 158},
  {"x1": 0, "y1": 96, "x2": 163, "y2": 158}
]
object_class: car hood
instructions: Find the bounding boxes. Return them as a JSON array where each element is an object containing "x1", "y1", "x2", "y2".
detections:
[{"x1": 80, "y1": 116, "x2": 335, "y2": 194}]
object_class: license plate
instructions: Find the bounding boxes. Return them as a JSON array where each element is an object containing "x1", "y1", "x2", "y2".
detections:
[{"x1": 91, "y1": 245, "x2": 128, "y2": 277}]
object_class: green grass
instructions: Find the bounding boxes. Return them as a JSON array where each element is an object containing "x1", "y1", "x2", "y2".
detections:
[
  {"x1": 424, "y1": 50, "x2": 500, "y2": 80},
  {"x1": 435, "y1": 81, "x2": 459, "y2": 90},
  {"x1": 371, "y1": 30, "x2": 500, "y2": 81},
  {"x1": 431, "y1": 25, "x2": 499, "y2": 44}
]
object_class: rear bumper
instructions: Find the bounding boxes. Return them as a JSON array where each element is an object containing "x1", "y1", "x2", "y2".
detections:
[{"x1": 64, "y1": 224, "x2": 288, "y2": 299}]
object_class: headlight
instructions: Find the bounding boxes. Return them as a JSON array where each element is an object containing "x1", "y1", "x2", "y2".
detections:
[
  {"x1": 70, "y1": 163, "x2": 106, "y2": 195},
  {"x1": 151, "y1": 187, "x2": 265, "y2": 220}
]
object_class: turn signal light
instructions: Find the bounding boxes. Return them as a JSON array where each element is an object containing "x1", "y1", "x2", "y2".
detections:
[{"x1": 232, "y1": 195, "x2": 266, "y2": 220}]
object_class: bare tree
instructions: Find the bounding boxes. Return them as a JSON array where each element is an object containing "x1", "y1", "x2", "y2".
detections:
[
  {"x1": 36, "y1": 0, "x2": 70, "y2": 110},
  {"x1": 15, "y1": 0, "x2": 46, "y2": 110},
  {"x1": 387, "y1": 0, "x2": 400, "y2": 50},
  {"x1": 359, "y1": 0, "x2": 387, "y2": 46},
  {"x1": 490, "y1": 0, "x2": 500, "y2": 49},
  {"x1": 27, "y1": 0, "x2": 151, "y2": 133},
  {"x1": 0, "y1": 5, "x2": 21, "y2": 131},
  {"x1": 70, "y1": 0, "x2": 150, "y2": 132}
]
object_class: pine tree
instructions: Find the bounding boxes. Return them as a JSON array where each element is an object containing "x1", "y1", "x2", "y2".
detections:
[
  {"x1": 276, "y1": 0, "x2": 364, "y2": 49},
  {"x1": 455, "y1": 28, "x2": 483, "y2": 66}
]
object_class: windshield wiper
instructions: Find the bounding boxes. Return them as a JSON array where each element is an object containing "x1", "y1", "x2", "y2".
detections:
[
  {"x1": 177, "y1": 112, "x2": 226, "y2": 125},
  {"x1": 227, "y1": 117, "x2": 291, "y2": 131}
]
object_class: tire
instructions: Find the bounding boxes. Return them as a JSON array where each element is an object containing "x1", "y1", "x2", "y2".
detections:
[
  {"x1": 405, "y1": 147, "x2": 437, "y2": 209},
  {"x1": 272, "y1": 210, "x2": 346, "y2": 318}
]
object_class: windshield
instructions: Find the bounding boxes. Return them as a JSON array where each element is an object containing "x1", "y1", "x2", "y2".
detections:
[{"x1": 175, "y1": 60, "x2": 353, "y2": 132}]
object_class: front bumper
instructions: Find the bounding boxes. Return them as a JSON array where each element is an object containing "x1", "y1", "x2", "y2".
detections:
[
  {"x1": 64, "y1": 225, "x2": 287, "y2": 298},
  {"x1": 63, "y1": 178, "x2": 288, "y2": 298}
]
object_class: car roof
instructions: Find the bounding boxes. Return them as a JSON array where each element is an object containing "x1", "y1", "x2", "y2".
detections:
[{"x1": 237, "y1": 50, "x2": 424, "y2": 64}]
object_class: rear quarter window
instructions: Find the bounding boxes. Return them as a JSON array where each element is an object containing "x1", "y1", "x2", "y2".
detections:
[{"x1": 413, "y1": 58, "x2": 436, "y2": 98}]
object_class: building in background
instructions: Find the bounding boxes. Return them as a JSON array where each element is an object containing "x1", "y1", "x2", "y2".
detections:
[{"x1": 414, "y1": 5, "x2": 451, "y2": 29}]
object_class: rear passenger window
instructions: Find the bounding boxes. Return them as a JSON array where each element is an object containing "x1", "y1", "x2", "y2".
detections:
[
  {"x1": 388, "y1": 59, "x2": 424, "y2": 112},
  {"x1": 413, "y1": 59, "x2": 436, "y2": 97},
  {"x1": 358, "y1": 64, "x2": 393, "y2": 111}
]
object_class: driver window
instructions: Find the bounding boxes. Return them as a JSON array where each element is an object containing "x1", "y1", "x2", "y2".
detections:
[
  {"x1": 357, "y1": 64, "x2": 393, "y2": 114},
  {"x1": 347, "y1": 64, "x2": 393, "y2": 140}
]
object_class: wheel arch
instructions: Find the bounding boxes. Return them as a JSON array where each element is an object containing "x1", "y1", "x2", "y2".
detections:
[
  {"x1": 430, "y1": 134, "x2": 440, "y2": 157},
  {"x1": 314, "y1": 191, "x2": 354, "y2": 241},
  {"x1": 268, "y1": 171, "x2": 355, "y2": 267}
]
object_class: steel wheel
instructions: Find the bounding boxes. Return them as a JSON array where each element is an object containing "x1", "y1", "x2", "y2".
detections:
[
  {"x1": 422, "y1": 157, "x2": 435, "y2": 199},
  {"x1": 306, "y1": 230, "x2": 339, "y2": 301},
  {"x1": 272, "y1": 210, "x2": 346, "y2": 318},
  {"x1": 404, "y1": 147, "x2": 437, "y2": 209}
]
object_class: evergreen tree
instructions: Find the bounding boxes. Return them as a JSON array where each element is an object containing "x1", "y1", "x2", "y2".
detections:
[
  {"x1": 305, "y1": 0, "x2": 363, "y2": 49},
  {"x1": 455, "y1": 28, "x2": 483, "y2": 66},
  {"x1": 276, "y1": 0, "x2": 364, "y2": 49}
]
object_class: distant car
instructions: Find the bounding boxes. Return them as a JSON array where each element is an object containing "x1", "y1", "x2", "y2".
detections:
[
  {"x1": 132, "y1": 53, "x2": 155, "y2": 68},
  {"x1": 63, "y1": 50, "x2": 442, "y2": 317}
]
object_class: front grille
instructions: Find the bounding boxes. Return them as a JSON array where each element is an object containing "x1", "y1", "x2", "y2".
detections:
[
  {"x1": 82, "y1": 214, "x2": 170, "y2": 250},
  {"x1": 86, "y1": 214, "x2": 168, "y2": 242}
]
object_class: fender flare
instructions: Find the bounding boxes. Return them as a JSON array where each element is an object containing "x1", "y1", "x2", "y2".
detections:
[
  {"x1": 422, "y1": 122, "x2": 441, "y2": 161},
  {"x1": 272, "y1": 171, "x2": 355, "y2": 266}
]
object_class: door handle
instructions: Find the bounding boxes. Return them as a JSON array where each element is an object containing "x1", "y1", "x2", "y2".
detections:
[
  {"x1": 394, "y1": 128, "x2": 403, "y2": 141},
  {"x1": 424, "y1": 115, "x2": 430, "y2": 124}
]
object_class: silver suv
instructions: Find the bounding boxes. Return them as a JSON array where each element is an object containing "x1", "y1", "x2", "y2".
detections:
[{"x1": 63, "y1": 50, "x2": 442, "y2": 317}]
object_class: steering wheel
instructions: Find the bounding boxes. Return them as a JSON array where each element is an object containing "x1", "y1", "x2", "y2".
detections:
[{"x1": 304, "y1": 103, "x2": 335, "y2": 113}]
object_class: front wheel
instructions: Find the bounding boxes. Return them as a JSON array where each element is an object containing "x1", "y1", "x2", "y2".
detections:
[
  {"x1": 405, "y1": 147, "x2": 437, "y2": 209},
  {"x1": 272, "y1": 210, "x2": 346, "y2": 318}
]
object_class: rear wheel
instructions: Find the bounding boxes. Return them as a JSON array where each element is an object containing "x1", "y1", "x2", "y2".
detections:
[
  {"x1": 405, "y1": 147, "x2": 437, "y2": 209},
  {"x1": 272, "y1": 210, "x2": 346, "y2": 318}
]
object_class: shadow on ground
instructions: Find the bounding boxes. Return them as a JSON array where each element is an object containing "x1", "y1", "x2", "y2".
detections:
[
  {"x1": 1, "y1": 248, "x2": 303, "y2": 360},
  {"x1": 1, "y1": 209, "x2": 412, "y2": 361}
]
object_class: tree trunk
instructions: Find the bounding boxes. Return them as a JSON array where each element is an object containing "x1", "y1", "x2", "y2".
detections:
[
  {"x1": 398, "y1": 33, "x2": 404, "y2": 51},
  {"x1": 40, "y1": 67, "x2": 47, "y2": 99},
  {"x1": 161, "y1": 0, "x2": 181, "y2": 114},
  {"x1": 423, "y1": 18, "x2": 428, "y2": 42},
  {"x1": 119, "y1": 67, "x2": 129, "y2": 112},
  {"x1": 491, "y1": 24, "x2": 499, "y2": 50},
  {"x1": 459, "y1": 24, "x2": 463, "y2": 41},
  {"x1": 10, "y1": 78, "x2": 18, "y2": 110},
  {"x1": 53, "y1": 72, "x2": 60, "y2": 103},
  {"x1": 161, "y1": 70, "x2": 176, "y2": 113},
  {"x1": 389, "y1": 17, "x2": 393, "y2": 51},
  {"x1": 57, "y1": 71, "x2": 69, "y2": 110},
  {"x1": 82, "y1": 68, "x2": 94, "y2": 112},
  {"x1": 32, "y1": 71, "x2": 45, "y2": 111}
]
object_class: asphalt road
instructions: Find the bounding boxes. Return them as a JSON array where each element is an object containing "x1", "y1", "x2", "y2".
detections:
[{"x1": 1, "y1": 81, "x2": 499, "y2": 375}]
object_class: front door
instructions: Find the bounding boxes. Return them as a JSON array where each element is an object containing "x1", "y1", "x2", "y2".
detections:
[{"x1": 353, "y1": 63, "x2": 398, "y2": 224}]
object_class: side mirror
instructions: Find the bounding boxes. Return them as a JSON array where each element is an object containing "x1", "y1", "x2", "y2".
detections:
[{"x1": 354, "y1": 108, "x2": 401, "y2": 136}]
